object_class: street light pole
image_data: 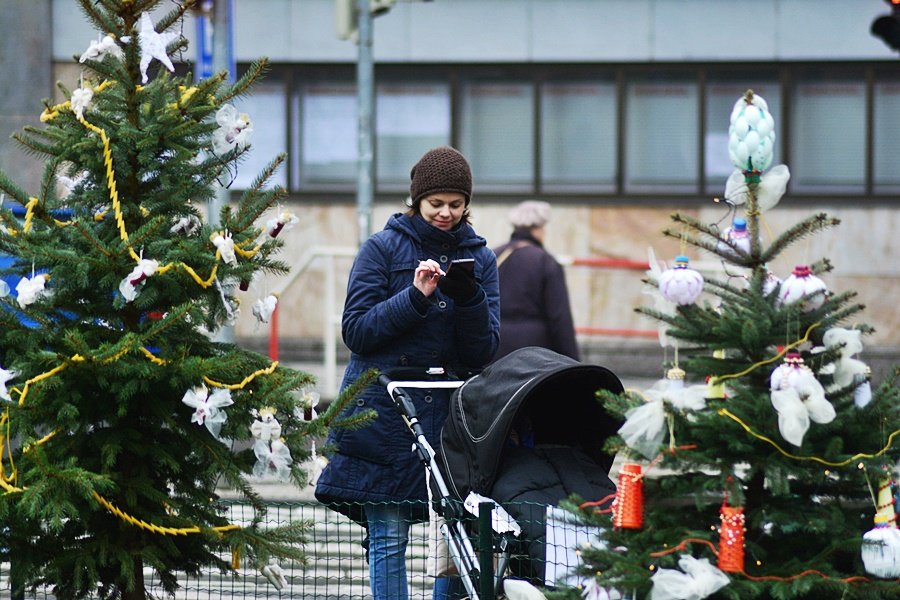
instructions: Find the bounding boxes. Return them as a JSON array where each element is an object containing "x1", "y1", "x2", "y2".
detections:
[
  {"x1": 356, "y1": 0, "x2": 375, "y2": 246},
  {"x1": 210, "y1": 0, "x2": 235, "y2": 342}
]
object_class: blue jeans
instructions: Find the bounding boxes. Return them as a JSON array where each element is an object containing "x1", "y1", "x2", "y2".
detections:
[
  {"x1": 366, "y1": 502, "x2": 411, "y2": 600},
  {"x1": 365, "y1": 503, "x2": 465, "y2": 600}
]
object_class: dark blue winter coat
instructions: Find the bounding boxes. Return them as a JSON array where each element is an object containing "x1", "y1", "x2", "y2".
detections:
[{"x1": 315, "y1": 213, "x2": 500, "y2": 523}]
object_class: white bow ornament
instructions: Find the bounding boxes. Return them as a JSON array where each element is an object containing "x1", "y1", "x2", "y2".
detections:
[
  {"x1": 650, "y1": 555, "x2": 730, "y2": 600},
  {"x1": 814, "y1": 327, "x2": 872, "y2": 408},
  {"x1": 769, "y1": 354, "x2": 834, "y2": 447},
  {"x1": 181, "y1": 384, "x2": 234, "y2": 438},
  {"x1": 0, "y1": 365, "x2": 17, "y2": 402},
  {"x1": 253, "y1": 439, "x2": 293, "y2": 481},
  {"x1": 618, "y1": 369, "x2": 708, "y2": 459}
]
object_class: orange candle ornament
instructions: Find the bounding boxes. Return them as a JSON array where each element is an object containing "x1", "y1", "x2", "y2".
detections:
[
  {"x1": 718, "y1": 503, "x2": 745, "y2": 573},
  {"x1": 613, "y1": 462, "x2": 644, "y2": 529}
]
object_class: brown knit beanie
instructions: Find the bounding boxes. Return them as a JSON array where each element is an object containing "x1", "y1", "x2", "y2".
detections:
[{"x1": 409, "y1": 146, "x2": 473, "y2": 205}]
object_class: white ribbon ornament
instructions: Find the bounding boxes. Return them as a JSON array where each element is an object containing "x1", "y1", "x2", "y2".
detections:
[
  {"x1": 249, "y1": 408, "x2": 282, "y2": 441},
  {"x1": 777, "y1": 265, "x2": 827, "y2": 312},
  {"x1": 79, "y1": 34, "x2": 124, "y2": 64},
  {"x1": 212, "y1": 104, "x2": 253, "y2": 156},
  {"x1": 618, "y1": 369, "x2": 708, "y2": 459},
  {"x1": 71, "y1": 86, "x2": 94, "y2": 119},
  {"x1": 253, "y1": 438, "x2": 293, "y2": 481},
  {"x1": 769, "y1": 353, "x2": 834, "y2": 447},
  {"x1": 211, "y1": 231, "x2": 237, "y2": 266},
  {"x1": 658, "y1": 256, "x2": 704, "y2": 306},
  {"x1": 649, "y1": 555, "x2": 730, "y2": 600},
  {"x1": 265, "y1": 209, "x2": 299, "y2": 239},
  {"x1": 252, "y1": 294, "x2": 278, "y2": 324},
  {"x1": 181, "y1": 384, "x2": 234, "y2": 438},
  {"x1": 119, "y1": 258, "x2": 159, "y2": 303},
  {"x1": 170, "y1": 214, "x2": 201, "y2": 236},
  {"x1": 260, "y1": 559, "x2": 288, "y2": 590},
  {"x1": 815, "y1": 327, "x2": 872, "y2": 408},
  {"x1": 16, "y1": 274, "x2": 47, "y2": 308},
  {"x1": 0, "y1": 365, "x2": 17, "y2": 402}
]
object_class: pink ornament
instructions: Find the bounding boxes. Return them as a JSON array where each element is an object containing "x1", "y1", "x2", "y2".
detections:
[
  {"x1": 658, "y1": 256, "x2": 704, "y2": 305},
  {"x1": 778, "y1": 265, "x2": 827, "y2": 311}
]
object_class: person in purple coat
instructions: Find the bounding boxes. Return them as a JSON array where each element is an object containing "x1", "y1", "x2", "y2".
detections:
[{"x1": 492, "y1": 200, "x2": 580, "y2": 362}]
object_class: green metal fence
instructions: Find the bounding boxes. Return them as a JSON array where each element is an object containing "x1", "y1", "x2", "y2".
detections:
[{"x1": 2, "y1": 499, "x2": 596, "y2": 599}]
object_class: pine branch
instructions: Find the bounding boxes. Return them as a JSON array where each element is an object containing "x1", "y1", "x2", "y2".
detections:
[
  {"x1": 219, "y1": 58, "x2": 270, "y2": 104},
  {"x1": 760, "y1": 213, "x2": 840, "y2": 264},
  {"x1": 76, "y1": 1, "x2": 119, "y2": 35}
]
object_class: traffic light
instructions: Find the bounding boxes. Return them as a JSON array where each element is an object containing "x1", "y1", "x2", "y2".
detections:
[
  {"x1": 336, "y1": 0, "x2": 397, "y2": 41},
  {"x1": 872, "y1": 0, "x2": 900, "y2": 52}
]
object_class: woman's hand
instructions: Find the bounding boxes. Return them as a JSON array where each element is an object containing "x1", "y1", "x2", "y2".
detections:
[{"x1": 413, "y1": 259, "x2": 445, "y2": 297}]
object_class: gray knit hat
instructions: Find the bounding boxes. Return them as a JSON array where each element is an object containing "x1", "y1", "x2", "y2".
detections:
[
  {"x1": 409, "y1": 146, "x2": 473, "y2": 205},
  {"x1": 509, "y1": 200, "x2": 551, "y2": 228}
]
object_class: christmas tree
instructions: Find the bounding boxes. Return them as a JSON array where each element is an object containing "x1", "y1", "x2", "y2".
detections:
[
  {"x1": 0, "y1": 2, "x2": 363, "y2": 598},
  {"x1": 559, "y1": 90, "x2": 900, "y2": 599}
]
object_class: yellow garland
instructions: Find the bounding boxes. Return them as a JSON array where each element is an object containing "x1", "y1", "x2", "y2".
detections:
[
  {"x1": 0, "y1": 410, "x2": 17, "y2": 489},
  {"x1": 712, "y1": 321, "x2": 821, "y2": 385},
  {"x1": 718, "y1": 407, "x2": 900, "y2": 467},
  {"x1": 234, "y1": 239, "x2": 263, "y2": 259},
  {"x1": 204, "y1": 361, "x2": 279, "y2": 390},
  {"x1": 15, "y1": 362, "x2": 72, "y2": 407},
  {"x1": 93, "y1": 491, "x2": 239, "y2": 536},
  {"x1": 22, "y1": 197, "x2": 39, "y2": 233},
  {"x1": 76, "y1": 114, "x2": 130, "y2": 244},
  {"x1": 140, "y1": 346, "x2": 169, "y2": 365}
]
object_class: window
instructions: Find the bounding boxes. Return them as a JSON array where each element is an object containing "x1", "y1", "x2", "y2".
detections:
[
  {"x1": 705, "y1": 80, "x2": 781, "y2": 193},
  {"x1": 232, "y1": 81, "x2": 286, "y2": 190},
  {"x1": 295, "y1": 82, "x2": 357, "y2": 188},
  {"x1": 459, "y1": 81, "x2": 534, "y2": 191},
  {"x1": 873, "y1": 79, "x2": 900, "y2": 193},
  {"x1": 376, "y1": 83, "x2": 451, "y2": 191},
  {"x1": 625, "y1": 78, "x2": 699, "y2": 193},
  {"x1": 791, "y1": 77, "x2": 866, "y2": 193},
  {"x1": 540, "y1": 80, "x2": 617, "y2": 192}
]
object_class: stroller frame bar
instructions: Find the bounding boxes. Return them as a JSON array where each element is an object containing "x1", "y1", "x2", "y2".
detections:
[{"x1": 379, "y1": 371, "x2": 489, "y2": 600}]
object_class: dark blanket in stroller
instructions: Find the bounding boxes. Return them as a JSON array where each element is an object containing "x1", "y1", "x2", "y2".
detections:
[{"x1": 492, "y1": 445, "x2": 616, "y2": 583}]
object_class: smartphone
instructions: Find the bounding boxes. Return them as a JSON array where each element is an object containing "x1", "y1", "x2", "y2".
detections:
[{"x1": 445, "y1": 258, "x2": 475, "y2": 278}]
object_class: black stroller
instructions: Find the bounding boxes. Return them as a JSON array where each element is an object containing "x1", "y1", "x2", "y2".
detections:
[{"x1": 380, "y1": 346, "x2": 624, "y2": 598}]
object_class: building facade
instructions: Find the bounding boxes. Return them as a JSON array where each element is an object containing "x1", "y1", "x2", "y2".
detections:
[{"x1": 3, "y1": 0, "x2": 898, "y2": 384}]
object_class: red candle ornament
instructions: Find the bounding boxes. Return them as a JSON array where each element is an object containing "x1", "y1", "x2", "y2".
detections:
[
  {"x1": 613, "y1": 463, "x2": 644, "y2": 529},
  {"x1": 718, "y1": 503, "x2": 746, "y2": 573}
]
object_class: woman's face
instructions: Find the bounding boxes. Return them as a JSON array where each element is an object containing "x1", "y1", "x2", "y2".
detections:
[{"x1": 418, "y1": 192, "x2": 467, "y2": 231}]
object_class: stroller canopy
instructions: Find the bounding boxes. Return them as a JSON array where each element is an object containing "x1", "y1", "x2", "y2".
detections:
[{"x1": 438, "y1": 346, "x2": 624, "y2": 501}]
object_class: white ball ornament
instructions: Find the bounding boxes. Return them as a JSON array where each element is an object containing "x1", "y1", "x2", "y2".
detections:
[
  {"x1": 777, "y1": 265, "x2": 827, "y2": 312},
  {"x1": 658, "y1": 256, "x2": 704, "y2": 305}
]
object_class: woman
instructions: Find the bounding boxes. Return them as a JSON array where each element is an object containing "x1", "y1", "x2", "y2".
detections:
[{"x1": 315, "y1": 146, "x2": 500, "y2": 600}]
